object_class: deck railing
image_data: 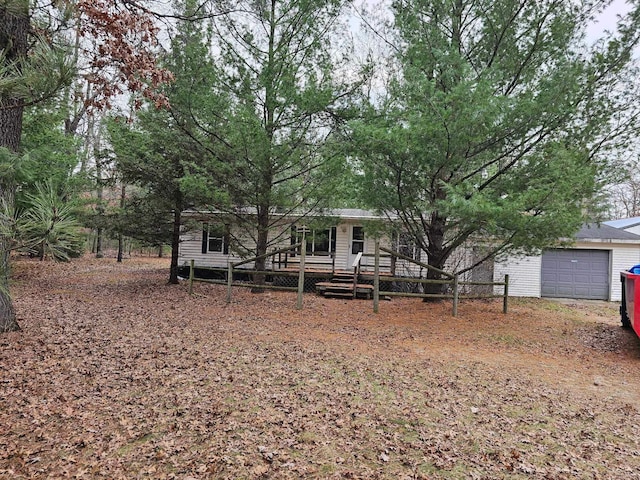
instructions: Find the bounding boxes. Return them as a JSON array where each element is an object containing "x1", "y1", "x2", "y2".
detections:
[
  {"x1": 370, "y1": 240, "x2": 509, "y2": 316},
  {"x1": 351, "y1": 251, "x2": 363, "y2": 298},
  {"x1": 187, "y1": 238, "x2": 509, "y2": 316},
  {"x1": 188, "y1": 241, "x2": 310, "y2": 309},
  {"x1": 275, "y1": 249, "x2": 336, "y2": 274}
]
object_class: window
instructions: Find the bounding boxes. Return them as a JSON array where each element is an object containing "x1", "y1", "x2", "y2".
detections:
[
  {"x1": 397, "y1": 232, "x2": 420, "y2": 261},
  {"x1": 291, "y1": 226, "x2": 336, "y2": 255},
  {"x1": 208, "y1": 226, "x2": 224, "y2": 252},
  {"x1": 351, "y1": 226, "x2": 364, "y2": 254},
  {"x1": 202, "y1": 223, "x2": 229, "y2": 254}
]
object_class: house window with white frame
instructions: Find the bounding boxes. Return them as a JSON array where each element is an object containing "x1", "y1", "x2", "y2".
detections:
[
  {"x1": 202, "y1": 223, "x2": 229, "y2": 254},
  {"x1": 397, "y1": 232, "x2": 421, "y2": 261},
  {"x1": 291, "y1": 226, "x2": 337, "y2": 256}
]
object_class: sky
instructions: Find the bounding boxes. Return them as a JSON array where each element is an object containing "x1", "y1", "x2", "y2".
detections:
[{"x1": 586, "y1": 0, "x2": 633, "y2": 42}]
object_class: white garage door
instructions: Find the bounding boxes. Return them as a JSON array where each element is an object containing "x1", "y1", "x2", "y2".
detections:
[{"x1": 541, "y1": 249, "x2": 610, "y2": 300}]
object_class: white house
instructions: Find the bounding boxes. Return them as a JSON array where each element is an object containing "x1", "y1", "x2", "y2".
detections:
[
  {"x1": 493, "y1": 223, "x2": 640, "y2": 302},
  {"x1": 179, "y1": 209, "x2": 411, "y2": 275},
  {"x1": 179, "y1": 210, "x2": 640, "y2": 301}
]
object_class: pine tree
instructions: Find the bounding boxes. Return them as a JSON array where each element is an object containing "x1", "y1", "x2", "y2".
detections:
[
  {"x1": 352, "y1": 0, "x2": 640, "y2": 294},
  {"x1": 199, "y1": 0, "x2": 365, "y2": 285}
]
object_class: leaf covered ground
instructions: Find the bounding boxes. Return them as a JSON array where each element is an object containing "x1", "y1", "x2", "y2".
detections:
[{"x1": 2, "y1": 256, "x2": 640, "y2": 479}]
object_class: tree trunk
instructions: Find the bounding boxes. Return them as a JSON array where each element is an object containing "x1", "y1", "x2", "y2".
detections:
[
  {"x1": 424, "y1": 256, "x2": 447, "y2": 299},
  {"x1": 423, "y1": 212, "x2": 449, "y2": 301},
  {"x1": 117, "y1": 235, "x2": 123, "y2": 262},
  {"x1": 0, "y1": 7, "x2": 29, "y2": 333},
  {"x1": 0, "y1": 182, "x2": 18, "y2": 332},
  {"x1": 95, "y1": 227, "x2": 104, "y2": 258},
  {"x1": 87, "y1": 111, "x2": 105, "y2": 259},
  {"x1": 117, "y1": 184, "x2": 125, "y2": 263},
  {"x1": 169, "y1": 208, "x2": 181, "y2": 284},
  {"x1": 250, "y1": 0, "x2": 276, "y2": 293},
  {"x1": 95, "y1": 157, "x2": 104, "y2": 258},
  {"x1": 252, "y1": 206, "x2": 270, "y2": 292}
]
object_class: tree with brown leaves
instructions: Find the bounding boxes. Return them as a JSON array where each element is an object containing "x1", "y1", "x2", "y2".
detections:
[{"x1": 0, "y1": 0, "x2": 172, "y2": 333}]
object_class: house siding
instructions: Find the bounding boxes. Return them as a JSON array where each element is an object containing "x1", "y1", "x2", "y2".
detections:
[
  {"x1": 334, "y1": 225, "x2": 351, "y2": 270},
  {"x1": 493, "y1": 254, "x2": 542, "y2": 298},
  {"x1": 179, "y1": 218, "x2": 398, "y2": 273},
  {"x1": 493, "y1": 243, "x2": 640, "y2": 301},
  {"x1": 180, "y1": 212, "x2": 640, "y2": 301},
  {"x1": 178, "y1": 227, "x2": 285, "y2": 270},
  {"x1": 610, "y1": 244, "x2": 640, "y2": 301}
]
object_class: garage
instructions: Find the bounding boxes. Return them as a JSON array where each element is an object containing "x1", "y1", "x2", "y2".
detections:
[{"x1": 541, "y1": 249, "x2": 610, "y2": 300}]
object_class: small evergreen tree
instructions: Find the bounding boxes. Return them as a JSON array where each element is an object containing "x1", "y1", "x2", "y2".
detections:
[{"x1": 17, "y1": 181, "x2": 84, "y2": 261}]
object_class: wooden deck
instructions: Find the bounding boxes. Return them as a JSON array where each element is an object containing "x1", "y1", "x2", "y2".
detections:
[{"x1": 181, "y1": 264, "x2": 396, "y2": 298}]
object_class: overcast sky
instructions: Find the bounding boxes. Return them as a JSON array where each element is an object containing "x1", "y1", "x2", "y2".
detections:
[{"x1": 586, "y1": 0, "x2": 633, "y2": 42}]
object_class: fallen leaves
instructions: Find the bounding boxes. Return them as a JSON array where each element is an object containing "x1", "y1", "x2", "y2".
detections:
[{"x1": 1, "y1": 256, "x2": 640, "y2": 479}]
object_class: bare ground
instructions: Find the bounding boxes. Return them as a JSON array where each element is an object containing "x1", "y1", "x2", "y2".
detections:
[{"x1": 2, "y1": 256, "x2": 640, "y2": 479}]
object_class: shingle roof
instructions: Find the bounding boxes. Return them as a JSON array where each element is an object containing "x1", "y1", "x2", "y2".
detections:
[{"x1": 575, "y1": 223, "x2": 640, "y2": 241}]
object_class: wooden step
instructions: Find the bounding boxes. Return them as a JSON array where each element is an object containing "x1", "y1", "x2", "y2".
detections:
[
  {"x1": 323, "y1": 291, "x2": 355, "y2": 299},
  {"x1": 331, "y1": 274, "x2": 354, "y2": 283},
  {"x1": 315, "y1": 282, "x2": 374, "y2": 299},
  {"x1": 316, "y1": 282, "x2": 353, "y2": 292}
]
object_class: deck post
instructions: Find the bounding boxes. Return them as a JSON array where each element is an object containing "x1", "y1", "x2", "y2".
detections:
[
  {"x1": 373, "y1": 239, "x2": 380, "y2": 313},
  {"x1": 503, "y1": 274, "x2": 509, "y2": 314},
  {"x1": 452, "y1": 274, "x2": 459, "y2": 317},
  {"x1": 189, "y1": 259, "x2": 195, "y2": 295},
  {"x1": 226, "y1": 261, "x2": 233, "y2": 303},
  {"x1": 353, "y1": 264, "x2": 358, "y2": 299},
  {"x1": 296, "y1": 232, "x2": 306, "y2": 310}
]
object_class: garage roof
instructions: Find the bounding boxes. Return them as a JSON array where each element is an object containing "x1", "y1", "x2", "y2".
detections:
[{"x1": 575, "y1": 223, "x2": 640, "y2": 241}]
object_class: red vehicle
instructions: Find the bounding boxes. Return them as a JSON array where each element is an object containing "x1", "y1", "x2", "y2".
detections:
[{"x1": 620, "y1": 269, "x2": 640, "y2": 336}]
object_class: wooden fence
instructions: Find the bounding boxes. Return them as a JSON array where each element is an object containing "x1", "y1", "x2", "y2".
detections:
[
  {"x1": 369, "y1": 242, "x2": 509, "y2": 316},
  {"x1": 188, "y1": 241, "x2": 310, "y2": 309},
  {"x1": 187, "y1": 238, "x2": 509, "y2": 317}
]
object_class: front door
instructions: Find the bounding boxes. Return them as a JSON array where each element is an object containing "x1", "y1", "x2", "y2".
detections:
[{"x1": 347, "y1": 225, "x2": 365, "y2": 269}]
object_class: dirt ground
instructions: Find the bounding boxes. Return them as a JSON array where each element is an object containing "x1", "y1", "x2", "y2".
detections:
[{"x1": 2, "y1": 256, "x2": 640, "y2": 479}]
